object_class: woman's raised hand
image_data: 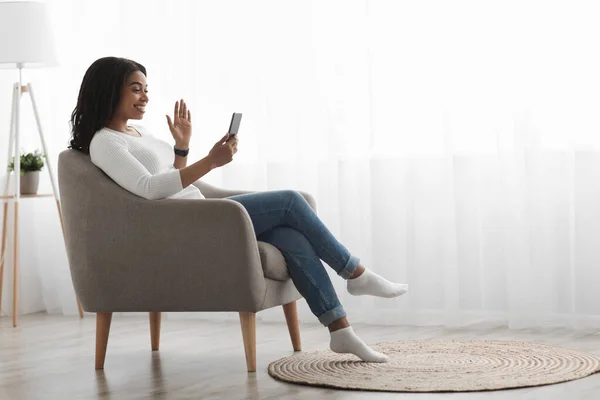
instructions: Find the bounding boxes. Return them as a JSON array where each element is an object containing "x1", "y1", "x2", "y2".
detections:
[{"x1": 166, "y1": 99, "x2": 192, "y2": 148}]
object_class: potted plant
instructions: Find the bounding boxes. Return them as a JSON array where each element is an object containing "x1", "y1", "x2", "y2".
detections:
[{"x1": 8, "y1": 149, "x2": 45, "y2": 195}]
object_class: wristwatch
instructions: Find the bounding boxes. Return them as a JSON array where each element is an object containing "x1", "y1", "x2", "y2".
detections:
[{"x1": 174, "y1": 146, "x2": 189, "y2": 157}]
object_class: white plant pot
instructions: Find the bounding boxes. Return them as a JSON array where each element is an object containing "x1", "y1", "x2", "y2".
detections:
[{"x1": 20, "y1": 171, "x2": 40, "y2": 195}]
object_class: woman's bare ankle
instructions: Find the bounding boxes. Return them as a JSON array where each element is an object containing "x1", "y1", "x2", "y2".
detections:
[
  {"x1": 349, "y1": 264, "x2": 366, "y2": 280},
  {"x1": 328, "y1": 317, "x2": 350, "y2": 332}
]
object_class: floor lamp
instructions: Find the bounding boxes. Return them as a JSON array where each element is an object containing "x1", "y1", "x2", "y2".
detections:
[{"x1": 0, "y1": 1, "x2": 84, "y2": 327}]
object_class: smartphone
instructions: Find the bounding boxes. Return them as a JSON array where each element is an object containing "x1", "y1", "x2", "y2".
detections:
[{"x1": 227, "y1": 112, "x2": 242, "y2": 141}]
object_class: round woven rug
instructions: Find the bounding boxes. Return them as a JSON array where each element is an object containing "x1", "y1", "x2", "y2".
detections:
[{"x1": 268, "y1": 340, "x2": 600, "y2": 392}]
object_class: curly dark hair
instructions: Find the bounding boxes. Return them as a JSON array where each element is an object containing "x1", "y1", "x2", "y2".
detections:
[{"x1": 68, "y1": 57, "x2": 146, "y2": 153}]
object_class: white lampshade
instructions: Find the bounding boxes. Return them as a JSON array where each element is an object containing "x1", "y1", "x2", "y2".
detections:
[{"x1": 0, "y1": 1, "x2": 58, "y2": 68}]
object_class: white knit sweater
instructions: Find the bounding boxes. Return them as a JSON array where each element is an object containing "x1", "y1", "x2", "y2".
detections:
[{"x1": 89, "y1": 126, "x2": 205, "y2": 200}]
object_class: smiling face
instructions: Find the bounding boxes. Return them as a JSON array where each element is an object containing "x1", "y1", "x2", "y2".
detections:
[{"x1": 115, "y1": 70, "x2": 149, "y2": 121}]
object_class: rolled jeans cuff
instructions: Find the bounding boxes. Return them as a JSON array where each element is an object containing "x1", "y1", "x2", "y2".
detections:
[
  {"x1": 337, "y1": 255, "x2": 360, "y2": 280},
  {"x1": 317, "y1": 304, "x2": 347, "y2": 326}
]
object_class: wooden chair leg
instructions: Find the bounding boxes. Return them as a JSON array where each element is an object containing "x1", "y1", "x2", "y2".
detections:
[
  {"x1": 149, "y1": 312, "x2": 161, "y2": 351},
  {"x1": 239, "y1": 312, "x2": 256, "y2": 372},
  {"x1": 283, "y1": 301, "x2": 302, "y2": 351},
  {"x1": 95, "y1": 312, "x2": 112, "y2": 370}
]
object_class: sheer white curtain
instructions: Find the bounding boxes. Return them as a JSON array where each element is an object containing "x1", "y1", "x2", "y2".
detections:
[{"x1": 1, "y1": 0, "x2": 600, "y2": 329}]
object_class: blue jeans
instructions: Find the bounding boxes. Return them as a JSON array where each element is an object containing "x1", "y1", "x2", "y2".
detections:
[{"x1": 227, "y1": 190, "x2": 360, "y2": 326}]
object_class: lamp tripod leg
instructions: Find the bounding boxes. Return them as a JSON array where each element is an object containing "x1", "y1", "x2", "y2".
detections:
[
  {"x1": 0, "y1": 84, "x2": 18, "y2": 317},
  {"x1": 12, "y1": 81, "x2": 21, "y2": 327},
  {"x1": 0, "y1": 203, "x2": 8, "y2": 316}
]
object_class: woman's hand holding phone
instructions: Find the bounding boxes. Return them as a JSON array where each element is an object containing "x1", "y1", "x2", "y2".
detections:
[
  {"x1": 179, "y1": 125, "x2": 239, "y2": 188},
  {"x1": 208, "y1": 132, "x2": 238, "y2": 168}
]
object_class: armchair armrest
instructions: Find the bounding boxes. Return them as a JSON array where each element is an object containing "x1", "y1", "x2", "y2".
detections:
[
  {"x1": 193, "y1": 180, "x2": 254, "y2": 199},
  {"x1": 194, "y1": 180, "x2": 317, "y2": 212},
  {"x1": 71, "y1": 198, "x2": 269, "y2": 313}
]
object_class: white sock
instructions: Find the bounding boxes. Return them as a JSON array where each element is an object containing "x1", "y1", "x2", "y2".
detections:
[
  {"x1": 347, "y1": 268, "x2": 408, "y2": 298},
  {"x1": 329, "y1": 327, "x2": 389, "y2": 363}
]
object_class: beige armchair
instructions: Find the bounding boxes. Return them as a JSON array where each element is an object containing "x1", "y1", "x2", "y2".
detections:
[{"x1": 57, "y1": 150, "x2": 313, "y2": 372}]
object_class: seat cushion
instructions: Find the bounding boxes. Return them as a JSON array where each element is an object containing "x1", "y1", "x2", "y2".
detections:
[{"x1": 257, "y1": 241, "x2": 290, "y2": 281}]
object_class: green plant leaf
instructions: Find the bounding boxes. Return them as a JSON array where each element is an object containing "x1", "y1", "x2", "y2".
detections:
[{"x1": 7, "y1": 149, "x2": 45, "y2": 173}]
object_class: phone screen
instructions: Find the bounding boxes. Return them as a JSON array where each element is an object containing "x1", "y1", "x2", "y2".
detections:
[{"x1": 228, "y1": 113, "x2": 242, "y2": 137}]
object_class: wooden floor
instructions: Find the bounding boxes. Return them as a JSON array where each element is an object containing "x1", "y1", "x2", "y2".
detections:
[{"x1": 1, "y1": 314, "x2": 600, "y2": 400}]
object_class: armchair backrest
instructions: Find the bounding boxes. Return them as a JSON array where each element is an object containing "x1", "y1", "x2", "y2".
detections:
[{"x1": 58, "y1": 149, "x2": 153, "y2": 309}]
